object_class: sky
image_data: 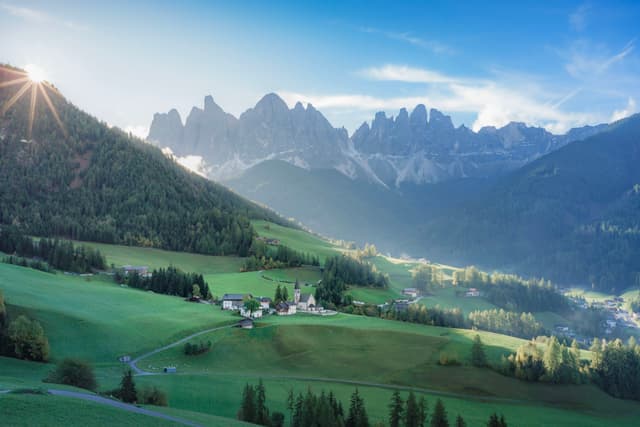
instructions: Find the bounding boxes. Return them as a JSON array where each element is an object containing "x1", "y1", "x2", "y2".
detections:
[{"x1": 1, "y1": 0, "x2": 639, "y2": 137}]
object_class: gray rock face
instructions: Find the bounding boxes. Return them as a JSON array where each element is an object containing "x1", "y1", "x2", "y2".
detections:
[{"x1": 148, "y1": 95, "x2": 609, "y2": 185}]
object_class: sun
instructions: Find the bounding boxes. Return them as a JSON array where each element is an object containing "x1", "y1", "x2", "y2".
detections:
[
  {"x1": 25, "y1": 64, "x2": 47, "y2": 83},
  {"x1": 1, "y1": 64, "x2": 66, "y2": 139}
]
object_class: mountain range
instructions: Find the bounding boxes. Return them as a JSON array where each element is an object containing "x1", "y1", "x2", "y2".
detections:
[
  {"x1": 148, "y1": 93, "x2": 607, "y2": 186},
  {"x1": 148, "y1": 93, "x2": 640, "y2": 291}
]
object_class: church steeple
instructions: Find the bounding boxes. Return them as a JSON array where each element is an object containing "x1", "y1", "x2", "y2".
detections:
[{"x1": 294, "y1": 279, "x2": 301, "y2": 304}]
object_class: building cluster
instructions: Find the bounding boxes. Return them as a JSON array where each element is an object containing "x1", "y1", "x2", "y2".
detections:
[{"x1": 221, "y1": 282, "x2": 319, "y2": 318}]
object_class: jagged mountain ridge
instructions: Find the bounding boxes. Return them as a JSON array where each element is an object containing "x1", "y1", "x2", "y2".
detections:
[{"x1": 148, "y1": 93, "x2": 608, "y2": 185}]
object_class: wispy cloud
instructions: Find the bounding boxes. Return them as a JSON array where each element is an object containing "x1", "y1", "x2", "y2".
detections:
[
  {"x1": 360, "y1": 27, "x2": 453, "y2": 54},
  {"x1": 284, "y1": 64, "x2": 603, "y2": 134},
  {"x1": 161, "y1": 147, "x2": 210, "y2": 177},
  {"x1": 565, "y1": 39, "x2": 635, "y2": 79},
  {"x1": 360, "y1": 64, "x2": 466, "y2": 84},
  {"x1": 610, "y1": 97, "x2": 637, "y2": 122},
  {"x1": 124, "y1": 125, "x2": 149, "y2": 139},
  {"x1": 569, "y1": 3, "x2": 591, "y2": 32},
  {"x1": 0, "y1": 2, "x2": 88, "y2": 31}
]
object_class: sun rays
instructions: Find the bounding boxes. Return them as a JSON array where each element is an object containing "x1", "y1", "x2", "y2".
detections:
[{"x1": 0, "y1": 64, "x2": 67, "y2": 140}]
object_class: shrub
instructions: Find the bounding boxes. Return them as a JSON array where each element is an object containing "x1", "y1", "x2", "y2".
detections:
[
  {"x1": 139, "y1": 386, "x2": 168, "y2": 406},
  {"x1": 46, "y1": 358, "x2": 97, "y2": 391}
]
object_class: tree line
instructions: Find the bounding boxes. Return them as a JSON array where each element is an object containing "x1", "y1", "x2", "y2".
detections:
[
  {"x1": 0, "y1": 226, "x2": 106, "y2": 273},
  {"x1": 315, "y1": 255, "x2": 389, "y2": 307},
  {"x1": 453, "y1": 267, "x2": 568, "y2": 313},
  {"x1": 118, "y1": 266, "x2": 210, "y2": 299},
  {"x1": 238, "y1": 379, "x2": 508, "y2": 427},
  {"x1": 242, "y1": 240, "x2": 320, "y2": 272}
]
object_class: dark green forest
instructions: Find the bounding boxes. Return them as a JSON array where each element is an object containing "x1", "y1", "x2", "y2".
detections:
[{"x1": 0, "y1": 65, "x2": 286, "y2": 256}]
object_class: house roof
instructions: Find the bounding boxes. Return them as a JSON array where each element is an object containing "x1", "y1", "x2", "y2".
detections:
[
  {"x1": 259, "y1": 297, "x2": 272, "y2": 302},
  {"x1": 222, "y1": 293, "x2": 250, "y2": 301},
  {"x1": 239, "y1": 318, "x2": 253, "y2": 325},
  {"x1": 276, "y1": 302, "x2": 289, "y2": 310},
  {"x1": 299, "y1": 294, "x2": 313, "y2": 303}
]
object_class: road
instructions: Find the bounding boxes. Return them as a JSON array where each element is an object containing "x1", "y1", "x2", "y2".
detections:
[
  {"x1": 0, "y1": 388, "x2": 200, "y2": 427},
  {"x1": 129, "y1": 323, "x2": 237, "y2": 375}
]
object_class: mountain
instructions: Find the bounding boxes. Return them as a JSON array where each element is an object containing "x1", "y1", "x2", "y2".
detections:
[
  {"x1": 148, "y1": 94, "x2": 607, "y2": 186},
  {"x1": 148, "y1": 94, "x2": 368, "y2": 182},
  {"x1": 0, "y1": 65, "x2": 285, "y2": 256},
  {"x1": 418, "y1": 114, "x2": 640, "y2": 292}
]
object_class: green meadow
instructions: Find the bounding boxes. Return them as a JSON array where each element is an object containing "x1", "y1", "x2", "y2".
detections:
[{"x1": 2, "y1": 231, "x2": 640, "y2": 426}]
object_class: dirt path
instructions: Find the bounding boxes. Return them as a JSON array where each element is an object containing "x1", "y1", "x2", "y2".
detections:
[{"x1": 129, "y1": 323, "x2": 237, "y2": 375}]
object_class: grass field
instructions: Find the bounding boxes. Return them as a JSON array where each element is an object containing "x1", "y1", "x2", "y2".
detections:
[
  {"x1": 3, "y1": 240, "x2": 640, "y2": 426},
  {"x1": 0, "y1": 263, "x2": 237, "y2": 362},
  {"x1": 252, "y1": 220, "x2": 340, "y2": 262},
  {"x1": 76, "y1": 241, "x2": 244, "y2": 274},
  {"x1": 419, "y1": 286, "x2": 498, "y2": 314}
]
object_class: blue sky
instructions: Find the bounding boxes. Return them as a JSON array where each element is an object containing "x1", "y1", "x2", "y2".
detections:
[{"x1": 1, "y1": 0, "x2": 639, "y2": 137}]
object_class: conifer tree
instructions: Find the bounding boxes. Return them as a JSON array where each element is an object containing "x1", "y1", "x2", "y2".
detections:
[
  {"x1": 471, "y1": 334, "x2": 488, "y2": 367},
  {"x1": 430, "y1": 399, "x2": 449, "y2": 427},
  {"x1": 388, "y1": 390, "x2": 404, "y2": 427},
  {"x1": 119, "y1": 369, "x2": 137, "y2": 403},
  {"x1": 405, "y1": 391, "x2": 419, "y2": 427}
]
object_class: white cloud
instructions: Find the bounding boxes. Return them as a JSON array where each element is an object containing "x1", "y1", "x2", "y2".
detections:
[
  {"x1": 610, "y1": 97, "x2": 637, "y2": 122},
  {"x1": 124, "y1": 125, "x2": 149, "y2": 139},
  {"x1": 360, "y1": 27, "x2": 453, "y2": 55},
  {"x1": 291, "y1": 64, "x2": 597, "y2": 133},
  {"x1": 360, "y1": 64, "x2": 464, "y2": 84},
  {"x1": 161, "y1": 147, "x2": 210, "y2": 177},
  {"x1": 569, "y1": 3, "x2": 591, "y2": 31},
  {"x1": 0, "y1": 2, "x2": 88, "y2": 30}
]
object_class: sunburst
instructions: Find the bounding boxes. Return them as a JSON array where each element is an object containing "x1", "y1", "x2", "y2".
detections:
[{"x1": 0, "y1": 64, "x2": 67, "y2": 140}]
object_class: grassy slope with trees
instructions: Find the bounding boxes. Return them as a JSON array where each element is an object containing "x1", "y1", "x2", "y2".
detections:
[{"x1": 0, "y1": 65, "x2": 288, "y2": 257}]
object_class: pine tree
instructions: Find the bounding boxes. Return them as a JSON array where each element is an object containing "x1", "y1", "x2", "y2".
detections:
[
  {"x1": 487, "y1": 413, "x2": 507, "y2": 427},
  {"x1": 119, "y1": 369, "x2": 137, "y2": 403},
  {"x1": 388, "y1": 390, "x2": 404, "y2": 427},
  {"x1": 405, "y1": 391, "x2": 419, "y2": 427},
  {"x1": 255, "y1": 379, "x2": 269, "y2": 425},
  {"x1": 275, "y1": 285, "x2": 283, "y2": 303},
  {"x1": 430, "y1": 399, "x2": 448, "y2": 427},
  {"x1": 455, "y1": 415, "x2": 466, "y2": 427},
  {"x1": 346, "y1": 388, "x2": 369, "y2": 427},
  {"x1": 418, "y1": 396, "x2": 427, "y2": 427},
  {"x1": 282, "y1": 286, "x2": 289, "y2": 302},
  {"x1": 471, "y1": 334, "x2": 487, "y2": 367},
  {"x1": 239, "y1": 383, "x2": 257, "y2": 423}
]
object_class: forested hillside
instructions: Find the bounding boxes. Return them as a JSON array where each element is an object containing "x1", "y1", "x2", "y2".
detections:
[
  {"x1": 419, "y1": 115, "x2": 640, "y2": 292},
  {"x1": 0, "y1": 65, "x2": 285, "y2": 256}
]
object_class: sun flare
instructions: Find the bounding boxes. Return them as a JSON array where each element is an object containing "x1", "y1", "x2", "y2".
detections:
[{"x1": 25, "y1": 64, "x2": 47, "y2": 83}]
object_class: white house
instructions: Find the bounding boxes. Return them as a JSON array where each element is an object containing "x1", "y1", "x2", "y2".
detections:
[
  {"x1": 222, "y1": 293, "x2": 251, "y2": 310},
  {"x1": 240, "y1": 307, "x2": 263, "y2": 318},
  {"x1": 259, "y1": 297, "x2": 272, "y2": 310},
  {"x1": 465, "y1": 288, "x2": 480, "y2": 297},
  {"x1": 402, "y1": 288, "x2": 419, "y2": 298}
]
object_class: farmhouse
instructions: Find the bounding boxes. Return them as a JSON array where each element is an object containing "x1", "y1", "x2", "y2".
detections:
[
  {"x1": 402, "y1": 288, "x2": 419, "y2": 298},
  {"x1": 240, "y1": 306, "x2": 263, "y2": 318},
  {"x1": 122, "y1": 265, "x2": 150, "y2": 277},
  {"x1": 276, "y1": 301, "x2": 297, "y2": 315},
  {"x1": 259, "y1": 296, "x2": 272, "y2": 310},
  {"x1": 222, "y1": 293, "x2": 252, "y2": 310},
  {"x1": 465, "y1": 288, "x2": 480, "y2": 297},
  {"x1": 239, "y1": 318, "x2": 254, "y2": 329},
  {"x1": 256, "y1": 236, "x2": 281, "y2": 246}
]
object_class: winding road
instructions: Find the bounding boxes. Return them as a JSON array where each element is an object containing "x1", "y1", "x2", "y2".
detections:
[{"x1": 129, "y1": 323, "x2": 237, "y2": 375}]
